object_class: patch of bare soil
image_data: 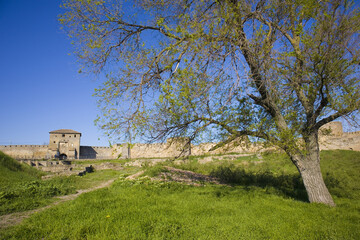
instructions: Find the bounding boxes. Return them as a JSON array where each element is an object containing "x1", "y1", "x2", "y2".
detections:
[
  {"x1": 0, "y1": 178, "x2": 116, "y2": 230},
  {"x1": 93, "y1": 162, "x2": 124, "y2": 171},
  {"x1": 155, "y1": 166, "x2": 223, "y2": 186},
  {"x1": 125, "y1": 158, "x2": 168, "y2": 167},
  {"x1": 124, "y1": 167, "x2": 224, "y2": 186},
  {"x1": 125, "y1": 170, "x2": 145, "y2": 180},
  {"x1": 187, "y1": 154, "x2": 253, "y2": 164}
]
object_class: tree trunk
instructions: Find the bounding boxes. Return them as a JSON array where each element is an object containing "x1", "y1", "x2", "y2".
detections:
[
  {"x1": 297, "y1": 157, "x2": 335, "y2": 206},
  {"x1": 291, "y1": 132, "x2": 336, "y2": 207}
]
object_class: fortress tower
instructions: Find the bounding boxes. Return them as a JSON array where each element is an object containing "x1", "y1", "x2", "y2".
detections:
[
  {"x1": 48, "y1": 129, "x2": 81, "y2": 159},
  {"x1": 319, "y1": 121, "x2": 343, "y2": 137}
]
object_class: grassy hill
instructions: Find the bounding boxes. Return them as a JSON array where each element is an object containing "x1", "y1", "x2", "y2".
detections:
[
  {"x1": 0, "y1": 151, "x2": 42, "y2": 188},
  {"x1": 0, "y1": 152, "x2": 76, "y2": 215},
  {"x1": 1, "y1": 150, "x2": 359, "y2": 239},
  {"x1": 0, "y1": 152, "x2": 129, "y2": 216}
]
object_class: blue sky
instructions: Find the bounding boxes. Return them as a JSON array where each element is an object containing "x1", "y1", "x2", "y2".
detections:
[
  {"x1": 0, "y1": 0, "x2": 110, "y2": 146},
  {"x1": 0, "y1": 1, "x2": 359, "y2": 146}
]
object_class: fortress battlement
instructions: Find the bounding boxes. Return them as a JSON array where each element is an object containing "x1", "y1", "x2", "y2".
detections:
[
  {"x1": 342, "y1": 131, "x2": 360, "y2": 136},
  {"x1": 91, "y1": 146, "x2": 111, "y2": 149},
  {"x1": 0, "y1": 145, "x2": 48, "y2": 148},
  {"x1": 0, "y1": 122, "x2": 359, "y2": 160}
]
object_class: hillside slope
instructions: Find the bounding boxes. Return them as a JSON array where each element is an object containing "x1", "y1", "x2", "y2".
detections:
[{"x1": 0, "y1": 151, "x2": 42, "y2": 189}]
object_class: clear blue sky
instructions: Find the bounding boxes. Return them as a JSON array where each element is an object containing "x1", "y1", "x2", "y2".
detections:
[
  {"x1": 0, "y1": 1, "x2": 358, "y2": 146},
  {"x1": 0, "y1": 0, "x2": 110, "y2": 146}
]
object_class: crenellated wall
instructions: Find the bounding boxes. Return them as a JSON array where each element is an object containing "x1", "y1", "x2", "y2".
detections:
[
  {"x1": 0, "y1": 145, "x2": 49, "y2": 159},
  {"x1": 129, "y1": 141, "x2": 191, "y2": 159},
  {"x1": 342, "y1": 131, "x2": 360, "y2": 137},
  {"x1": 1, "y1": 122, "x2": 359, "y2": 160},
  {"x1": 319, "y1": 134, "x2": 360, "y2": 151},
  {"x1": 80, "y1": 146, "x2": 116, "y2": 159},
  {"x1": 319, "y1": 122, "x2": 360, "y2": 151}
]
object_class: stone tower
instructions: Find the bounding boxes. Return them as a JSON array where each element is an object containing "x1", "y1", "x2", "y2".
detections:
[
  {"x1": 48, "y1": 129, "x2": 81, "y2": 159},
  {"x1": 319, "y1": 122, "x2": 343, "y2": 137}
]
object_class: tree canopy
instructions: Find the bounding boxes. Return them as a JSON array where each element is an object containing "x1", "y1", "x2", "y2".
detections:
[{"x1": 60, "y1": 0, "x2": 360, "y2": 206}]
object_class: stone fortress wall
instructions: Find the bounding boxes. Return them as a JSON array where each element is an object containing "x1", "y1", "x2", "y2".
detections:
[
  {"x1": 319, "y1": 122, "x2": 360, "y2": 151},
  {"x1": 0, "y1": 122, "x2": 359, "y2": 160},
  {"x1": 0, "y1": 145, "x2": 49, "y2": 159},
  {"x1": 127, "y1": 138, "x2": 192, "y2": 159},
  {"x1": 0, "y1": 145, "x2": 117, "y2": 160},
  {"x1": 80, "y1": 146, "x2": 114, "y2": 159}
]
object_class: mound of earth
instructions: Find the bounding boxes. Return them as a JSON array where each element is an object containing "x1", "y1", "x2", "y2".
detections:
[
  {"x1": 93, "y1": 162, "x2": 123, "y2": 171},
  {"x1": 155, "y1": 166, "x2": 222, "y2": 186}
]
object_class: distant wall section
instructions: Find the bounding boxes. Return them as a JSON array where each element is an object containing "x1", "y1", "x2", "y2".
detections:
[
  {"x1": 129, "y1": 139, "x2": 191, "y2": 159},
  {"x1": 0, "y1": 145, "x2": 49, "y2": 159},
  {"x1": 80, "y1": 146, "x2": 116, "y2": 159},
  {"x1": 0, "y1": 122, "x2": 359, "y2": 160},
  {"x1": 319, "y1": 122, "x2": 360, "y2": 151}
]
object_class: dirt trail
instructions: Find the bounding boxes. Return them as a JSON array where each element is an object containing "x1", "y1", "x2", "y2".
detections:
[
  {"x1": 0, "y1": 168, "x2": 221, "y2": 229},
  {"x1": 0, "y1": 178, "x2": 116, "y2": 230}
]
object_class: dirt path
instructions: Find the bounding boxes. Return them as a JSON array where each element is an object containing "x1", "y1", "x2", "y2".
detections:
[
  {"x1": 0, "y1": 168, "x2": 222, "y2": 230},
  {"x1": 0, "y1": 178, "x2": 116, "y2": 230}
]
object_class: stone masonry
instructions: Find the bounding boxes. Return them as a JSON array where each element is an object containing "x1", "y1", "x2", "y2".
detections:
[
  {"x1": 48, "y1": 129, "x2": 81, "y2": 159},
  {"x1": 0, "y1": 122, "x2": 359, "y2": 160}
]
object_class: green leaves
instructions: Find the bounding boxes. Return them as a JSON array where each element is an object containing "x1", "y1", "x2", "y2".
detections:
[{"x1": 60, "y1": 0, "x2": 359, "y2": 147}]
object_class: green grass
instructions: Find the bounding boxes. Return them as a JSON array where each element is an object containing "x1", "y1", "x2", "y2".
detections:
[
  {"x1": 320, "y1": 150, "x2": 360, "y2": 199},
  {"x1": 0, "y1": 152, "x2": 60, "y2": 214},
  {"x1": 0, "y1": 151, "x2": 43, "y2": 187},
  {"x1": 2, "y1": 178, "x2": 359, "y2": 239},
  {"x1": 1, "y1": 150, "x2": 359, "y2": 239},
  {"x1": 0, "y1": 152, "x2": 137, "y2": 215},
  {"x1": 73, "y1": 158, "x2": 132, "y2": 165},
  {"x1": 162, "y1": 150, "x2": 360, "y2": 200}
]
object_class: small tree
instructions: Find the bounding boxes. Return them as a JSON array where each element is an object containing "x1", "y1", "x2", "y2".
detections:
[{"x1": 60, "y1": 0, "x2": 360, "y2": 206}]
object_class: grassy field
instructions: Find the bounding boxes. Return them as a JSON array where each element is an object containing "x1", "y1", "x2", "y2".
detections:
[
  {"x1": 0, "y1": 150, "x2": 359, "y2": 239},
  {"x1": 0, "y1": 152, "x2": 136, "y2": 215}
]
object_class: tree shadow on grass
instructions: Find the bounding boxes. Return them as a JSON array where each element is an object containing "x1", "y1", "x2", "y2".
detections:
[{"x1": 210, "y1": 166, "x2": 309, "y2": 202}]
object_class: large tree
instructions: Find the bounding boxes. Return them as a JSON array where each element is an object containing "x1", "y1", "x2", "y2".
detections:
[{"x1": 60, "y1": 0, "x2": 360, "y2": 206}]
